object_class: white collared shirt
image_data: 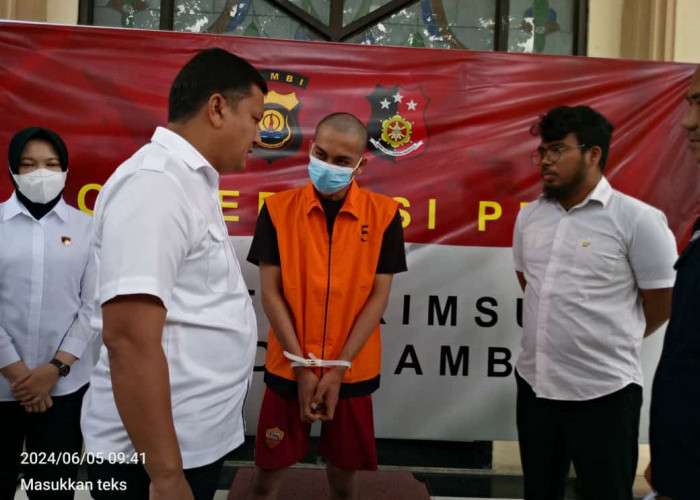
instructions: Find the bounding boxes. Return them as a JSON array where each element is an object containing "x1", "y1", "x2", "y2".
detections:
[
  {"x1": 0, "y1": 194, "x2": 98, "y2": 400},
  {"x1": 80, "y1": 127, "x2": 257, "y2": 469},
  {"x1": 513, "y1": 177, "x2": 677, "y2": 401}
]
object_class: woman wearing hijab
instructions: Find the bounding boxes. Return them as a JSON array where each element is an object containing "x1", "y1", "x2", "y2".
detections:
[{"x1": 0, "y1": 127, "x2": 99, "y2": 499}]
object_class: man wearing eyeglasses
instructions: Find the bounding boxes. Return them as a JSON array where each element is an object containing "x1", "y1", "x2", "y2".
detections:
[
  {"x1": 512, "y1": 105, "x2": 677, "y2": 500},
  {"x1": 648, "y1": 66, "x2": 700, "y2": 500}
]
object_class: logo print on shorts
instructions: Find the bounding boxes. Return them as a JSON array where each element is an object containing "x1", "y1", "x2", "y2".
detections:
[{"x1": 265, "y1": 427, "x2": 285, "y2": 450}]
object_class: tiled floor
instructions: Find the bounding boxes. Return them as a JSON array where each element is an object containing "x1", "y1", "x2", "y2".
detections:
[
  {"x1": 14, "y1": 492, "x2": 517, "y2": 500},
  {"x1": 14, "y1": 491, "x2": 231, "y2": 499},
  {"x1": 13, "y1": 489, "x2": 654, "y2": 499},
  {"x1": 14, "y1": 493, "x2": 651, "y2": 500},
  {"x1": 12, "y1": 463, "x2": 655, "y2": 499}
]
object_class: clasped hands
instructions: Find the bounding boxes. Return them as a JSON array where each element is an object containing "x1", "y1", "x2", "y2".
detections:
[
  {"x1": 295, "y1": 366, "x2": 347, "y2": 424},
  {"x1": 10, "y1": 363, "x2": 60, "y2": 413}
]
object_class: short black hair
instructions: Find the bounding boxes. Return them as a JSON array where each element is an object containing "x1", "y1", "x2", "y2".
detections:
[
  {"x1": 315, "y1": 112, "x2": 368, "y2": 153},
  {"x1": 531, "y1": 106, "x2": 614, "y2": 170},
  {"x1": 168, "y1": 48, "x2": 268, "y2": 123}
]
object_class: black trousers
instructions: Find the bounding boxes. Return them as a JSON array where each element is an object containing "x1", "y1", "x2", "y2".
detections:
[
  {"x1": 87, "y1": 455, "x2": 226, "y2": 500},
  {"x1": 516, "y1": 372, "x2": 642, "y2": 500},
  {"x1": 0, "y1": 384, "x2": 88, "y2": 500}
]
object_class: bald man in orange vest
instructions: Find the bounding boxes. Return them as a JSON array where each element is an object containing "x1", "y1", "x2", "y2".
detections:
[{"x1": 247, "y1": 112, "x2": 407, "y2": 500}]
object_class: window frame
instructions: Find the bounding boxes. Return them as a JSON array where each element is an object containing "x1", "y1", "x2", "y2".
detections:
[{"x1": 78, "y1": 0, "x2": 589, "y2": 55}]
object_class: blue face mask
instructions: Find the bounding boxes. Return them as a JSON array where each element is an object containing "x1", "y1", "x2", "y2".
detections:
[{"x1": 308, "y1": 154, "x2": 361, "y2": 195}]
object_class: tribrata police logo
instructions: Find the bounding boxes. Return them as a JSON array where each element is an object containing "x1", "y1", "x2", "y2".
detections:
[
  {"x1": 366, "y1": 84, "x2": 429, "y2": 162},
  {"x1": 255, "y1": 70, "x2": 308, "y2": 163}
]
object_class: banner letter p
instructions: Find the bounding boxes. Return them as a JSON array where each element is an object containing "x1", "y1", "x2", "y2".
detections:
[{"x1": 478, "y1": 201, "x2": 502, "y2": 232}]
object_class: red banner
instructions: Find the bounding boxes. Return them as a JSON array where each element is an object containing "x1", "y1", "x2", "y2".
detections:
[
  {"x1": 2, "y1": 22, "x2": 696, "y2": 442},
  {"x1": 0, "y1": 22, "x2": 697, "y2": 247}
]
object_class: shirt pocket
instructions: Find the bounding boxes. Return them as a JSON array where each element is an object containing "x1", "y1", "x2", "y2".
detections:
[
  {"x1": 573, "y1": 235, "x2": 620, "y2": 280},
  {"x1": 522, "y1": 230, "x2": 550, "y2": 267},
  {"x1": 206, "y1": 224, "x2": 232, "y2": 293}
]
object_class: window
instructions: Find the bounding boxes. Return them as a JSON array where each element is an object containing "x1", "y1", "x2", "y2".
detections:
[{"x1": 80, "y1": 0, "x2": 588, "y2": 55}]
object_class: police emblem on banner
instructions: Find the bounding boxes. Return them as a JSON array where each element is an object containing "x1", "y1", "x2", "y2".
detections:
[
  {"x1": 255, "y1": 70, "x2": 308, "y2": 163},
  {"x1": 366, "y1": 84, "x2": 429, "y2": 162}
]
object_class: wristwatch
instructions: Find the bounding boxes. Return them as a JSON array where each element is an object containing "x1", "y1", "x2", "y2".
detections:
[{"x1": 49, "y1": 358, "x2": 70, "y2": 377}]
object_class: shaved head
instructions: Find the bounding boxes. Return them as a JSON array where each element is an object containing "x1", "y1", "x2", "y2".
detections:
[{"x1": 315, "y1": 113, "x2": 368, "y2": 155}]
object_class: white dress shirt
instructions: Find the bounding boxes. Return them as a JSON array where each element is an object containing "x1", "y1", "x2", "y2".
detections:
[
  {"x1": 513, "y1": 177, "x2": 677, "y2": 401},
  {"x1": 0, "y1": 194, "x2": 98, "y2": 400},
  {"x1": 80, "y1": 127, "x2": 257, "y2": 469}
]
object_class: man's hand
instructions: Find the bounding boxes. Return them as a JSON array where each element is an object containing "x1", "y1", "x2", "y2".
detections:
[
  {"x1": 11, "y1": 364, "x2": 60, "y2": 403},
  {"x1": 0, "y1": 360, "x2": 31, "y2": 384},
  {"x1": 24, "y1": 393, "x2": 53, "y2": 414},
  {"x1": 149, "y1": 473, "x2": 194, "y2": 500},
  {"x1": 294, "y1": 367, "x2": 320, "y2": 423},
  {"x1": 312, "y1": 367, "x2": 347, "y2": 421}
]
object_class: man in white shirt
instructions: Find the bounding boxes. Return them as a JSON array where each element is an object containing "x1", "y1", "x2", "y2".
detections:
[
  {"x1": 80, "y1": 48, "x2": 266, "y2": 500},
  {"x1": 512, "y1": 105, "x2": 677, "y2": 500}
]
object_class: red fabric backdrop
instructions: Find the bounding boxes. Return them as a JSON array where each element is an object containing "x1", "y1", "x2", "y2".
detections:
[{"x1": 0, "y1": 22, "x2": 697, "y2": 247}]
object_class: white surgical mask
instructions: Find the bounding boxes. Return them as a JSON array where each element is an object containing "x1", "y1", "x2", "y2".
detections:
[
  {"x1": 307, "y1": 143, "x2": 363, "y2": 195},
  {"x1": 11, "y1": 168, "x2": 67, "y2": 204}
]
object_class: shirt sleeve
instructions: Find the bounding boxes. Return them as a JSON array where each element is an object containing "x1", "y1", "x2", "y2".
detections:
[
  {"x1": 629, "y1": 207, "x2": 678, "y2": 289},
  {"x1": 0, "y1": 326, "x2": 21, "y2": 369},
  {"x1": 247, "y1": 203, "x2": 280, "y2": 267},
  {"x1": 512, "y1": 210, "x2": 525, "y2": 272},
  {"x1": 98, "y1": 170, "x2": 193, "y2": 309},
  {"x1": 57, "y1": 241, "x2": 100, "y2": 359},
  {"x1": 376, "y1": 210, "x2": 407, "y2": 274}
]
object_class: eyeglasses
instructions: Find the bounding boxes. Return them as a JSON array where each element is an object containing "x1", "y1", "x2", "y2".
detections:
[{"x1": 530, "y1": 144, "x2": 588, "y2": 165}]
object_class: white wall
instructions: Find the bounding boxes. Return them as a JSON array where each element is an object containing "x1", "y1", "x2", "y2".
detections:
[
  {"x1": 47, "y1": 0, "x2": 78, "y2": 25},
  {"x1": 675, "y1": 0, "x2": 700, "y2": 63},
  {"x1": 587, "y1": 0, "x2": 624, "y2": 58}
]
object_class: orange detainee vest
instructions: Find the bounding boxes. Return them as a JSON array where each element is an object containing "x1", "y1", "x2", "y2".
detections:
[{"x1": 264, "y1": 181, "x2": 399, "y2": 395}]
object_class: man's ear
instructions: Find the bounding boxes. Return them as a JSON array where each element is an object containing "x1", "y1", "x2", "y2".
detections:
[
  {"x1": 587, "y1": 145, "x2": 603, "y2": 170},
  {"x1": 206, "y1": 93, "x2": 227, "y2": 129},
  {"x1": 354, "y1": 157, "x2": 367, "y2": 177}
]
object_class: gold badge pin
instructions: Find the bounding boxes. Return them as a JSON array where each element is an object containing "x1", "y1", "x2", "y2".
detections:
[
  {"x1": 582, "y1": 241, "x2": 590, "y2": 247},
  {"x1": 61, "y1": 236, "x2": 72, "y2": 246}
]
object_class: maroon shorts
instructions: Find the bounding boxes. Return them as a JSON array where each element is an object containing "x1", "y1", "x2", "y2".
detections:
[{"x1": 254, "y1": 387, "x2": 377, "y2": 471}]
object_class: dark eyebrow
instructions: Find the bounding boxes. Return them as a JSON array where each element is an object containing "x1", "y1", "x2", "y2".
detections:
[
  {"x1": 540, "y1": 142, "x2": 566, "y2": 150},
  {"x1": 333, "y1": 154, "x2": 354, "y2": 162},
  {"x1": 20, "y1": 155, "x2": 59, "y2": 161}
]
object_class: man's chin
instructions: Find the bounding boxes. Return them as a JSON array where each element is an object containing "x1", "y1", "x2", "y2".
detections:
[
  {"x1": 225, "y1": 161, "x2": 247, "y2": 173},
  {"x1": 542, "y1": 184, "x2": 571, "y2": 202}
]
